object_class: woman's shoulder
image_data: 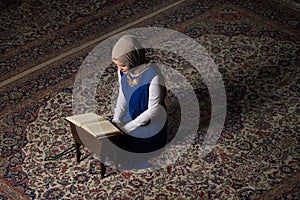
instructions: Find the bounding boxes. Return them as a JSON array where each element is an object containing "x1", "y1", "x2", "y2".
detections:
[
  {"x1": 145, "y1": 63, "x2": 163, "y2": 75},
  {"x1": 128, "y1": 63, "x2": 163, "y2": 79},
  {"x1": 144, "y1": 63, "x2": 165, "y2": 85}
]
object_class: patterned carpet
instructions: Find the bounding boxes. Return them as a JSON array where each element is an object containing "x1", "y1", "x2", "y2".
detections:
[{"x1": 1, "y1": 0, "x2": 299, "y2": 199}]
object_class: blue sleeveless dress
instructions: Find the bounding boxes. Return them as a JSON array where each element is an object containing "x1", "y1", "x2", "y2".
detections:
[{"x1": 118, "y1": 64, "x2": 167, "y2": 153}]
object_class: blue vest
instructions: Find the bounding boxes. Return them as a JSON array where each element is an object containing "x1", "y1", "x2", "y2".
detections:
[
  {"x1": 118, "y1": 65, "x2": 167, "y2": 154},
  {"x1": 120, "y1": 67, "x2": 155, "y2": 120}
]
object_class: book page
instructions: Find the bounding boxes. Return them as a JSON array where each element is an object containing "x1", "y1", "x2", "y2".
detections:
[
  {"x1": 66, "y1": 113, "x2": 104, "y2": 127},
  {"x1": 82, "y1": 120, "x2": 120, "y2": 138}
]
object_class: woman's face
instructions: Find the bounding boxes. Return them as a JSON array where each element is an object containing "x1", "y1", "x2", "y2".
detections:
[{"x1": 113, "y1": 59, "x2": 130, "y2": 74}]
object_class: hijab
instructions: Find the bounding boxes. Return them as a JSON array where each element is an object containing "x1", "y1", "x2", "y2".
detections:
[{"x1": 112, "y1": 35, "x2": 146, "y2": 69}]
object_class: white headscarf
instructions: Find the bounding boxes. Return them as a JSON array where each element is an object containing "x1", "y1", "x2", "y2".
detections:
[{"x1": 112, "y1": 35, "x2": 146, "y2": 68}]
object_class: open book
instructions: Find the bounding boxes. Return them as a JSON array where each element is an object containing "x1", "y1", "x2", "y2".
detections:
[{"x1": 66, "y1": 113, "x2": 121, "y2": 138}]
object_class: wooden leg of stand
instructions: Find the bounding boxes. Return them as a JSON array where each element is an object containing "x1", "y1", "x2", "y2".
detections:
[
  {"x1": 75, "y1": 141, "x2": 82, "y2": 163},
  {"x1": 101, "y1": 162, "x2": 106, "y2": 178}
]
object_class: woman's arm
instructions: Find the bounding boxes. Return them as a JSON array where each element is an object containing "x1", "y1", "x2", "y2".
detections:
[
  {"x1": 112, "y1": 71, "x2": 127, "y2": 125},
  {"x1": 121, "y1": 74, "x2": 165, "y2": 133}
]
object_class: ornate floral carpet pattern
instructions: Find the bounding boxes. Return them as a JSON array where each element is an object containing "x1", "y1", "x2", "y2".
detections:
[
  {"x1": 1, "y1": 0, "x2": 300, "y2": 199},
  {"x1": 0, "y1": 0, "x2": 178, "y2": 82}
]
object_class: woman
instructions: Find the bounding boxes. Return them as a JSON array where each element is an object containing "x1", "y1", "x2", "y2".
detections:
[{"x1": 111, "y1": 35, "x2": 167, "y2": 158}]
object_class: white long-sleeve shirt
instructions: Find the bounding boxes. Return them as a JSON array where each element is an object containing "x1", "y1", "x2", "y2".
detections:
[{"x1": 112, "y1": 63, "x2": 167, "y2": 138}]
